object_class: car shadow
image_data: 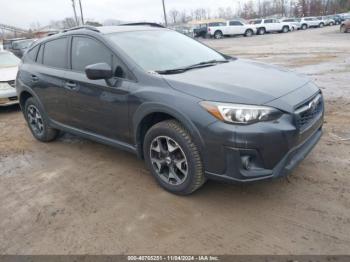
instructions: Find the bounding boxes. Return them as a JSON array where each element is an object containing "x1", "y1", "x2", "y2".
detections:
[{"x1": 0, "y1": 104, "x2": 21, "y2": 114}]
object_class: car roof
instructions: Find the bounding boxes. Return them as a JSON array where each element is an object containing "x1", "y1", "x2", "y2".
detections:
[
  {"x1": 97, "y1": 25, "x2": 167, "y2": 34},
  {"x1": 31, "y1": 25, "x2": 168, "y2": 47}
]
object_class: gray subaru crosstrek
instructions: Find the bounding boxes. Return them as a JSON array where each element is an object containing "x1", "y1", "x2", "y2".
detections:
[{"x1": 16, "y1": 24, "x2": 324, "y2": 195}]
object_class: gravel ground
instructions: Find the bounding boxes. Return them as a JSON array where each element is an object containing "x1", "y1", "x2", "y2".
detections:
[{"x1": 0, "y1": 26, "x2": 349, "y2": 255}]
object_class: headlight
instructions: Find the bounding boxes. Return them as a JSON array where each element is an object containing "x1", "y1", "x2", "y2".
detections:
[{"x1": 200, "y1": 101, "x2": 282, "y2": 124}]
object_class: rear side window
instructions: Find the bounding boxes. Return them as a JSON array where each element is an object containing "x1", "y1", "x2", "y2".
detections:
[
  {"x1": 265, "y1": 19, "x2": 273, "y2": 23},
  {"x1": 43, "y1": 38, "x2": 68, "y2": 69},
  {"x1": 71, "y1": 36, "x2": 112, "y2": 72},
  {"x1": 27, "y1": 45, "x2": 40, "y2": 61}
]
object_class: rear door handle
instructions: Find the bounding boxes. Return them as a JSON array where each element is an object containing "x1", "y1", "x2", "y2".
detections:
[
  {"x1": 64, "y1": 81, "x2": 78, "y2": 90},
  {"x1": 31, "y1": 75, "x2": 39, "y2": 82}
]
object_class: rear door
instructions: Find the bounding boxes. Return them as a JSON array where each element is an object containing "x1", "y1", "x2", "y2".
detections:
[
  {"x1": 61, "y1": 35, "x2": 132, "y2": 143},
  {"x1": 228, "y1": 21, "x2": 245, "y2": 35},
  {"x1": 27, "y1": 37, "x2": 71, "y2": 125}
]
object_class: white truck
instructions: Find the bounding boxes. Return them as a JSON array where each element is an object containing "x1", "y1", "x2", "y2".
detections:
[
  {"x1": 250, "y1": 19, "x2": 291, "y2": 35},
  {"x1": 208, "y1": 20, "x2": 257, "y2": 39}
]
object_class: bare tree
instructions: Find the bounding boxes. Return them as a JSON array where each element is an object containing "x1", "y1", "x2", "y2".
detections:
[{"x1": 168, "y1": 9, "x2": 180, "y2": 24}]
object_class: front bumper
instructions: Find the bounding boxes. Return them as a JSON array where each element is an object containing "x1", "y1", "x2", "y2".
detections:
[
  {"x1": 205, "y1": 126, "x2": 322, "y2": 182},
  {"x1": 202, "y1": 97, "x2": 324, "y2": 183},
  {"x1": 0, "y1": 88, "x2": 18, "y2": 106}
]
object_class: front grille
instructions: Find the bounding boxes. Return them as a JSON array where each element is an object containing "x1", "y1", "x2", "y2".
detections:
[
  {"x1": 8, "y1": 80, "x2": 15, "y2": 88},
  {"x1": 295, "y1": 93, "x2": 323, "y2": 132}
]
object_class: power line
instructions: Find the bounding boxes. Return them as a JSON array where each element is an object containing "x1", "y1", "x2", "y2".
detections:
[
  {"x1": 162, "y1": 0, "x2": 168, "y2": 27},
  {"x1": 71, "y1": 0, "x2": 79, "y2": 26},
  {"x1": 78, "y1": 0, "x2": 84, "y2": 25}
]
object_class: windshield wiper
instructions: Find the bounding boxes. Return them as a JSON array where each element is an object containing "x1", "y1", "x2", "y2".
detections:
[{"x1": 156, "y1": 59, "x2": 229, "y2": 75}]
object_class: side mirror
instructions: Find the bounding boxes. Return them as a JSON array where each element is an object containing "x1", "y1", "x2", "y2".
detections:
[{"x1": 85, "y1": 63, "x2": 113, "y2": 80}]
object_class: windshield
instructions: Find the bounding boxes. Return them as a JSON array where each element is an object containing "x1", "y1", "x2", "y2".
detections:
[
  {"x1": 0, "y1": 52, "x2": 20, "y2": 68},
  {"x1": 12, "y1": 40, "x2": 34, "y2": 49},
  {"x1": 107, "y1": 30, "x2": 226, "y2": 72}
]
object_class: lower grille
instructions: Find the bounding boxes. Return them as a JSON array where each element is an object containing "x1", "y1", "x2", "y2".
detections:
[{"x1": 295, "y1": 93, "x2": 323, "y2": 132}]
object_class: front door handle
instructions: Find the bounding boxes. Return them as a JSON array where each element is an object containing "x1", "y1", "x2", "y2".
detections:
[{"x1": 64, "y1": 81, "x2": 78, "y2": 90}]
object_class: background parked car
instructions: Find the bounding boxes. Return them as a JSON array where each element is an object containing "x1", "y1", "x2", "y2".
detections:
[
  {"x1": 329, "y1": 14, "x2": 343, "y2": 25},
  {"x1": 193, "y1": 24, "x2": 209, "y2": 38},
  {"x1": 208, "y1": 19, "x2": 256, "y2": 39},
  {"x1": 340, "y1": 18, "x2": 350, "y2": 33},
  {"x1": 9, "y1": 39, "x2": 36, "y2": 58},
  {"x1": 250, "y1": 19, "x2": 291, "y2": 35},
  {"x1": 0, "y1": 50, "x2": 20, "y2": 106},
  {"x1": 2, "y1": 38, "x2": 26, "y2": 50},
  {"x1": 281, "y1": 18, "x2": 301, "y2": 30},
  {"x1": 299, "y1": 17, "x2": 324, "y2": 29},
  {"x1": 171, "y1": 26, "x2": 194, "y2": 37},
  {"x1": 318, "y1": 16, "x2": 335, "y2": 26}
]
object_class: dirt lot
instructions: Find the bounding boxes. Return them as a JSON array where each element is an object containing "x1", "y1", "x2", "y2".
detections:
[{"x1": 1, "y1": 26, "x2": 350, "y2": 255}]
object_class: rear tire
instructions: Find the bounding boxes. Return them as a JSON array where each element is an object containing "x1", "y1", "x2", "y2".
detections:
[
  {"x1": 143, "y1": 120, "x2": 206, "y2": 195},
  {"x1": 319, "y1": 23, "x2": 324, "y2": 28},
  {"x1": 258, "y1": 27, "x2": 266, "y2": 35},
  {"x1": 24, "y1": 97, "x2": 59, "y2": 142},
  {"x1": 301, "y1": 24, "x2": 307, "y2": 30},
  {"x1": 282, "y1": 26, "x2": 289, "y2": 33}
]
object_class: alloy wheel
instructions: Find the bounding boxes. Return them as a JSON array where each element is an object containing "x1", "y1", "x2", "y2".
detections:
[
  {"x1": 149, "y1": 136, "x2": 188, "y2": 186},
  {"x1": 27, "y1": 105, "x2": 44, "y2": 136}
]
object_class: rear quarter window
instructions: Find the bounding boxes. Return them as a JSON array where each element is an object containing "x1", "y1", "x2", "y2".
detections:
[{"x1": 26, "y1": 45, "x2": 40, "y2": 62}]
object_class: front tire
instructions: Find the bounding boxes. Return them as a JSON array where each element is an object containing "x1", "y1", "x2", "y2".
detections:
[
  {"x1": 214, "y1": 30, "x2": 223, "y2": 39},
  {"x1": 244, "y1": 29, "x2": 253, "y2": 37},
  {"x1": 282, "y1": 26, "x2": 289, "y2": 33},
  {"x1": 319, "y1": 23, "x2": 324, "y2": 28},
  {"x1": 301, "y1": 24, "x2": 307, "y2": 30},
  {"x1": 143, "y1": 120, "x2": 206, "y2": 195},
  {"x1": 258, "y1": 27, "x2": 266, "y2": 35},
  {"x1": 24, "y1": 97, "x2": 59, "y2": 142}
]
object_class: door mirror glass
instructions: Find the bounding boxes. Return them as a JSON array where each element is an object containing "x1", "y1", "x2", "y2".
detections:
[{"x1": 85, "y1": 63, "x2": 113, "y2": 80}]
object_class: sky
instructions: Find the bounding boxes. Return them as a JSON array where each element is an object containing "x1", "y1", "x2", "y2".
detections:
[{"x1": 0, "y1": 0, "x2": 242, "y2": 29}]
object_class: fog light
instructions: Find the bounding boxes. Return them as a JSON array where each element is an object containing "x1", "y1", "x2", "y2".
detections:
[{"x1": 241, "y1": 156, "x2": 251, "y2": 170}]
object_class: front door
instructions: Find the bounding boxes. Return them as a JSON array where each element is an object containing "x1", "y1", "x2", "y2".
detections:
[{"x1": 62, "y1": 36, "x2": 132, "y2": 143}]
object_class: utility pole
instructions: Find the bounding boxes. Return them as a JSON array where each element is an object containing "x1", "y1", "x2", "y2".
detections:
[
  {"x1": 71, "y1": 0, "x2": 79, "y2": 26},
  {"x1": 78, "y1": 0, "x2": 84, "y2": 25},
  {"x1": 162, "y1": 0, "x2": 168, "y2": 27}
]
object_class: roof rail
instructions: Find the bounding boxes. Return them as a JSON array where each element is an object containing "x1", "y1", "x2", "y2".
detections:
[
  {"x1": 120, "y1": 22, "x2": 165, "y2": 28},
  {"x1": 63, "y1": 25, "x2": 100, "y2": 33}
]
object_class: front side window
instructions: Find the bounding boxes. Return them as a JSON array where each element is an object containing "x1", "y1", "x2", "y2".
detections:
[
  {"x1": 107, "y1": 30, "x2": 226, "y2": 72},
  {"x1": 43, "y1": 38, "x2": 68, "y2": 69},
  {"x1": 71, "y1": 36, "x2": 113, "y2": 72},
  {"x1": 264, "y1": 19, "x2": 273, "y2": 23},
  {"x1": 251, "y1": 20, "x2": 262, "y2": 24}
]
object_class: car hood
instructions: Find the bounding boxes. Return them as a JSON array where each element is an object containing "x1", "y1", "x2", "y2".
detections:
[
  {"x1": 162, "y1": 59, "x2": 310, "y2": 106},
  {"x1": 0, "y1": 66, "x2": 18, "y2": 81}
]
